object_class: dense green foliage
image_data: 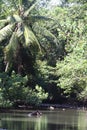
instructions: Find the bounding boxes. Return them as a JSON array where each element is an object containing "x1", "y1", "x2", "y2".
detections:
[
  {"x1": 0, "y1": 0, "x2": 87, "y2": 107},
  {"x1": 0, "y1": 72, "x2": 48, "y2": 107}
]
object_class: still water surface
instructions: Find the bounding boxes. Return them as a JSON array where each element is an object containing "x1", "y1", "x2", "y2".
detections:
[{"x1": 0, "y1": 109, "x2": 87, "y2": 130}]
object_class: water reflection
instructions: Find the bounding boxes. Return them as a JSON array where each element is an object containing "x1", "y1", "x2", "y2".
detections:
[{"x1": 0, "y1": 109, "x2": 87, "y2": 130}]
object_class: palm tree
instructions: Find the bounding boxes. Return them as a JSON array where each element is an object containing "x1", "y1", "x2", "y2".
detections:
[
  {"x1": 0, "y1": 0, "x2": 57, "y2": 76},
  {"x1": 0, "y1": 0, "x2": 40, "y2": 74}
]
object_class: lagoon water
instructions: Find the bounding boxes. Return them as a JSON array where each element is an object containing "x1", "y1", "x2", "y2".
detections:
[{"x1": 0, "y1": 109, "x2": 87, "y2": 130}]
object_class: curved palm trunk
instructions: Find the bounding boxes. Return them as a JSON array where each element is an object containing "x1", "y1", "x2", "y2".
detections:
[{"x1": 5, "y1": 62, "x2": 9, "y2": 72}]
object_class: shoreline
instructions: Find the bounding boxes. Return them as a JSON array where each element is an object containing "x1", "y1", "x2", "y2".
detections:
[{"x1": 0, "y1": 103, "x2": 86, "y2": 113}]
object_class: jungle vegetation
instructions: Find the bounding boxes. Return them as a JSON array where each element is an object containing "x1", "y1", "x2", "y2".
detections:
[{"x1": 0, "y1": 0, "x2": 87, "y2": 108}]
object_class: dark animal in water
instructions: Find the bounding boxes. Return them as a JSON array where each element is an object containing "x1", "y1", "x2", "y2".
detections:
[{"x1": 28, "y1": 111, "x2": 42, "y2": 117}]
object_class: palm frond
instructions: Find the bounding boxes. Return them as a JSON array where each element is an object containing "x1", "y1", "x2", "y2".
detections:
[
  {"x1": 28, "y1": 0, "x2": 38, "y2": 8},
  {"x1": 33, "y1": 15, "x2": 53, "y2": 21},
  {"x1": 0, "y1": 19, "x2": 8, "y2": 29},
  {"x1": 40, "y1": 28, "x2": 58, "y2": 47},
  {"x1": 4, "y1": 32, "x2": 19, "y2": 63},
  {"x1": 27, "y1": 15, "x2": 53, "y2": 23},
  {"x1": 0, "y1": 24, "x2": 15, "y2": 42},
  {"x1": 0, "y1": 19, "x2": 8, "y2": 23},
  {"x1": 24, "y1": 1, "x2": 38, "y2": 17},
  {"x1": 24, "y1": 25, "x2": 41, "y2": 53},
  {"x1": 4, "y1": 32, "x2": 19, "y2": 72},
  {"x1": 49, "y1": 21, "x2": 64, "y2": 32}
]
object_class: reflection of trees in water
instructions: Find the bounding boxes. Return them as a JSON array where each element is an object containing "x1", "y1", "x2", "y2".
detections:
[
  {"x1": 2, "y1": 120, "x2": 26, "y2": 130},
  {"x1": 0, "y1": 114, "x2": 48, "y2": 130},
  {"x1": 77, "y1": 111, "x2": 87, "y2": 130},
  {"x1": 27, "y1": 115, "x2": 48, "y2": 130},
  {"x1": 47, "y1": 123, "x2": 78, "y2": 130},
  {"x1": 46, "y1": 111, "x2": 78, "y2": 130},
  {"x1": 0, "y1": 113, "x2": 78, "y2": 130},
  {"x1": 1, "y1": 110, "x2": 87, "y2": 130}
]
